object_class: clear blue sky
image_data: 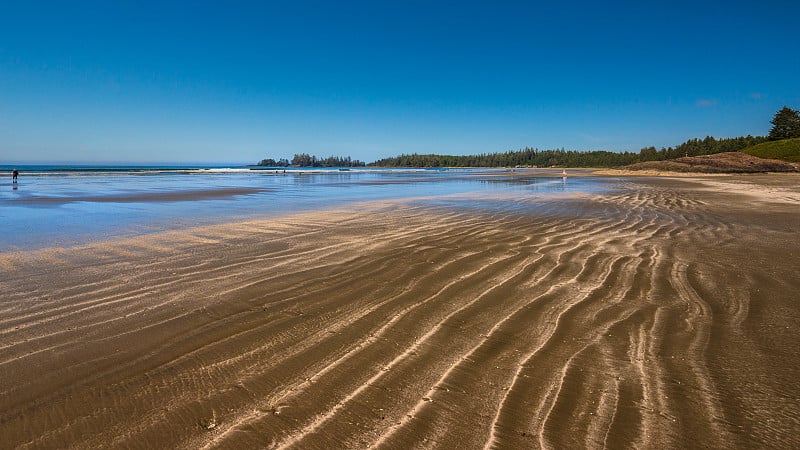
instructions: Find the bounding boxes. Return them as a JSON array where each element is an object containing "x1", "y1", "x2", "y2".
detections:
[{"x1": 1, "y1": 1, "x2": 798, "y2": 164}]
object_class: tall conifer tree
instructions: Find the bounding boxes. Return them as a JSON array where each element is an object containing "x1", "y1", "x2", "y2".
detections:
[{"x1": 769, "y1": 106, "x2": 800, "y2": 140}]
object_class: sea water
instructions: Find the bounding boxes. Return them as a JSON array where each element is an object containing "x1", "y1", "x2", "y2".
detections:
[{"x1": 0, "y1": 165, "x2": 607, "y2": 250}]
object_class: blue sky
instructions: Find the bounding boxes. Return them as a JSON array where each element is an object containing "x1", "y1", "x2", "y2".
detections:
[{"x1": 1, "y1": 0, "x2": 798, "y2": 164}]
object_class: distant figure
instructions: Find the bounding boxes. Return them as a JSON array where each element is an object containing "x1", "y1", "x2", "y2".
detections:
[
  {"x1": 561, "y1": 169, "x2": 567, "y2": 178},
  {"x1": 12, "y1": 168, "x2": 18, "y2": 183}
]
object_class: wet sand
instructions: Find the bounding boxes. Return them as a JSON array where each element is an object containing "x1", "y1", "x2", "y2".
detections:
[
  {"x1": 2, "y1": 175, "x2": 799, "y2": 448},
  {"x1": 7, "y1": 187, "x2": 268, "y2": 205}
]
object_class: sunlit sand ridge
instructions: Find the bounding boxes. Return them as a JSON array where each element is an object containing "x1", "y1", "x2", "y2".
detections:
[{"x1": 1, "y1": 175, "x2": 799, "y2": 448}]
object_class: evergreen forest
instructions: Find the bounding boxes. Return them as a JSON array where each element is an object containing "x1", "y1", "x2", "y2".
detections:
[{"x1": 369, "y1": 135, "x2": 768, "y2": 168}]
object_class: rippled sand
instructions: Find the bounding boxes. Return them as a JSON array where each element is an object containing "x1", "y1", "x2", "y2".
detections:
[{"x1": 2, "y1": 175, "x2": 799, "y2": 449}]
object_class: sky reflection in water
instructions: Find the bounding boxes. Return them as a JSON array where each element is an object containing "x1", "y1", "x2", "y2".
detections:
[{"x1": 1, "y1": 168, "x2": 607, "y2": 250}]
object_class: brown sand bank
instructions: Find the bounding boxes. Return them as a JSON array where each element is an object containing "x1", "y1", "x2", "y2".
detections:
[
  {"x1": 2, "y1": 176, "x2": 799, "y2": 448},
  {"x1": 617, "y1": 151, "x2": 800, "y2": 174}
]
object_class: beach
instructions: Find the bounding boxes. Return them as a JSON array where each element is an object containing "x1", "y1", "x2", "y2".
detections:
[{"x1": 2, "y1": 174, "x2": 799, "y2": 448}]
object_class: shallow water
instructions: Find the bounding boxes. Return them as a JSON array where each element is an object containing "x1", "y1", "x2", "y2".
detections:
[{"x1": 0, "y1": 167, "x2": 607, "y2": 250}]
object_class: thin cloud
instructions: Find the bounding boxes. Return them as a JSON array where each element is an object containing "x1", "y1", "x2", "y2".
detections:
[{"x1": 696, "y1": 99, "x2": 718, "y2": 107}]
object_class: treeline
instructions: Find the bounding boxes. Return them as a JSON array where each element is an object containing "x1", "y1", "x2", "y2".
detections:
[
  {"x1": 769, "y1": 106, "x2": 800, "y2": 140},
  {"x1": 370, "y1": 149, "x2": 633, "y2": 168},
  {"x1": 258, "y1": 154, "x2": 366, "y2": 167},
  {"x1": 370, "y1": 135, "x2": 769, "y2": 168},
  {"x1": 637, "y1": 135, "x2": 768, "y2": 161},
  {"x1": 257, "y1": 157, "x2": 291, "y2": 166}
]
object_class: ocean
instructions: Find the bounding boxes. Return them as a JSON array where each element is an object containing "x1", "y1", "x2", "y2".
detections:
[{"x1": 0, "y1": 165, "x2": 606, "y2": 250}]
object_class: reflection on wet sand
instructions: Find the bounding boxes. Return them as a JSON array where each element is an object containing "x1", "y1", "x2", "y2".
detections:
[{"x1": 7, "y1": 187, "x2": 268, "y2": 204}]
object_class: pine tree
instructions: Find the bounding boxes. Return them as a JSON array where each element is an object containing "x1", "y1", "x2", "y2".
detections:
[{"x1": 769, "y1": 106, "x2": 800, "y2": 140}]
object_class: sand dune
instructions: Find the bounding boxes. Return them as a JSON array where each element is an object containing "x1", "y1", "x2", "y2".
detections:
[{"x1": 2, "y1": 176, "x2": 799, "y2": 448}]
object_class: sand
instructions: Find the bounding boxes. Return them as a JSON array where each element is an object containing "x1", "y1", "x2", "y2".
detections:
[
  {"x1": 2, "y1": 175, "x2": 799, "y2": 449},
  {"x1": 8, "y1": 187, "x2": 268, "y2": 205}
]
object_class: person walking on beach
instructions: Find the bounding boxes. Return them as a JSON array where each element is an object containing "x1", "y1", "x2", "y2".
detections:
[{"x1": 12, "y1": 168, "x2": 18, "y2": 183}]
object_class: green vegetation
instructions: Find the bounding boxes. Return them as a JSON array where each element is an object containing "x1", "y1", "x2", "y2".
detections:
[
  {"x1": 257, "y1": 158, "x2": 291, "y2": 167},
  {"x1": 257, "y1": 136, "x2": 768, "y2": 169},
  {"x1": 289, "y1": 153, "x2": 366, "y2": 167},
  {"x1": 370, "y1": 135, "x2": 767, "y2": 168},
  {"x1": 258, "y1": 154, "x2": 366, "y2": 167},
  {"x1": 769, "y1": 106, "x2": 800, "y2": 140},
  {"x1": 740, "y1": 138, "x2": 800, "y2": 162}
]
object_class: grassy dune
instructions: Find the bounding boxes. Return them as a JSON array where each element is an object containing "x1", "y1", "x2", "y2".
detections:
[
  {"x1": 740, "y1": 138, "x2": 800, "y2": 162},
  {"x1": 623, "y1": 152, "x2": 798, "y2": 173}
]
